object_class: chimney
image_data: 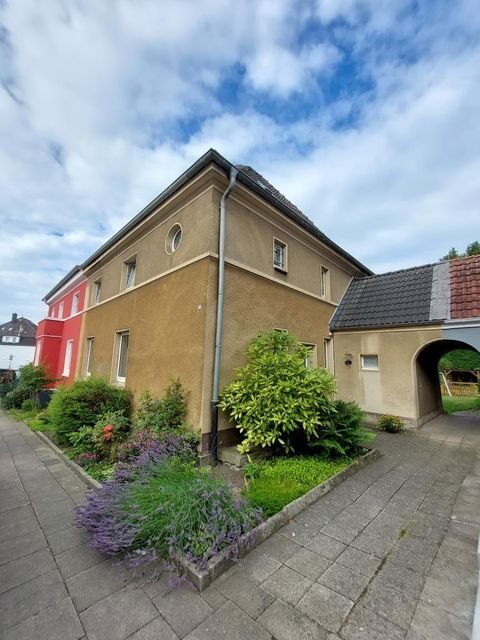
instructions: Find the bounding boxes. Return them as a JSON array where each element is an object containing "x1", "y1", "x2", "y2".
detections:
[{"x1": 11, "y1": 313, "x2": 17, "y2": 323}]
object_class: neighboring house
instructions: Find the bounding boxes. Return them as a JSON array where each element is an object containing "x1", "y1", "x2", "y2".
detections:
[
  {"x1": 35, "y1": 266, "x2": 88, "y2": 385},
  {"x1": 331, "y1": 255, "x2": 480, "y2": 427},
  {"x1": 0, "y1": 313, "x2": 37, "y2": 371},
  {"x1": 73, "y1": 148, "x2": 371, "y2": 452}
]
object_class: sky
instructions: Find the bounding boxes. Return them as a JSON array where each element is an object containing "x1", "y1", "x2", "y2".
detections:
[{"x1": 1, "y1": 0, "x2": 479, "y2": 324}]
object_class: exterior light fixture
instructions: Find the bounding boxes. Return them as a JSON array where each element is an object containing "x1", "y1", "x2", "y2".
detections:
[{"x1": 344, "y1": 353, "x2": 353, "y2": 366}]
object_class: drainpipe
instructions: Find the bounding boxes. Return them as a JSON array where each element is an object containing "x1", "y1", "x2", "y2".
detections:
[{"x1": 211, "y1": 167, "x2": 238, "y2": 461}]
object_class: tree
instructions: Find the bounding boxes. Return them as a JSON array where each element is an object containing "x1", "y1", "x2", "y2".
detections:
[{"x1": 441, "y1": 241, "x2": 480, "y2": 260}]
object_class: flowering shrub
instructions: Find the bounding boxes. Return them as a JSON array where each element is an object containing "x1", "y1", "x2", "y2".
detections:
[
  {"x1": 75, "y1": 452, "x2": 100, "y2": 467},
  {"x1": 75, "y1": 433, "x2": 262, "y2": 571}
]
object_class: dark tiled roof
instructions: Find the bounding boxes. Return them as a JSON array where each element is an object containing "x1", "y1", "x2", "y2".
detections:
[
  {"x1": 450, "y1": 255, "x2": 480, "y2": 319},
  {"x1": 331, "y1": 264, "x2": 435, "y2": 330},
  {"x1": 0, "y1": 316, "x2": 37, "y2": 339}
]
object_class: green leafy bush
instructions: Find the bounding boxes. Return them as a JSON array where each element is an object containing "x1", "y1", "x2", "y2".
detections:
[
  {"x1": 377, "y1": 414, "x2": 404, "y2": 433},
  {"x1": 1, "y1": 363, "x2": 54, "y2": 409},
  {"x1": 135, "y1": 381, "x2": 187, "y2": 433},
  {"x1": 219, "y1": 330, "x2": 336, "y2": 455},
  {"x1": 245, "y1": 455, "x2": 352, "y2": 517},
  {"x1": 47, "y1": 377, "x2": 131, "y2": 445},
  {"x1": 310, "y1": 400, "x2": 374, "y2": 457}
]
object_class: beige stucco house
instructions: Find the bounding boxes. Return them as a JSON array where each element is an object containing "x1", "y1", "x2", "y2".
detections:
[
  {"x1": 331, "y1": 256, "x2": 480, "y2": 428},
  {"x1": 76, "y1": 149, "x2": 371, "y2": 453}
]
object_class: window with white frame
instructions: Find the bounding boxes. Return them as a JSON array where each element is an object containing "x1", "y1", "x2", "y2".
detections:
[
  {"x1": 93, "y1": 280, "x2": 102, "y2": 304},
  {"x1": 124, "y1": 257, "x2": 136, "y2": 289},
  {"x1": 302, "y1": 343, "x2": 318, "y2": 368},
  {"x1": 361, "y1": 354, "x2": 379, "y2": 370},
  {"x1": 58, "y1": 302, "x2": 64, "y2": 319},
  {"x1": 323, "y1": 337, "x2": 333, "y2": 372},
  {"x1": 273, "y1": 238, "x2": 287, "y2": 271},
  {"x1": 320, "y1": 266, "x2": 330, "y2": 298},
  {"x1": 63, "y1": 340, "x2": 74, "y2": 376},
  {"x1": 166, "y1": 223, "x2": 183, "y2": 254},
  {"x1": 34, "y1": 340, "x2": 42, "y2": 366},
  {"x1": 72, "y1": 292, "x2": 80, "y2": 314},
  {"x1": 115, "y1": 331, "x2": 129, "y2": 383},
  {"x1": 85, "y1": 337, "x2": 94, "y2": 376}
]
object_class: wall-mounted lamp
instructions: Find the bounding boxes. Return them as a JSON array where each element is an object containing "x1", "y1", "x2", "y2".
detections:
[{"x1": 344, "y1": 353, "x2": 353, "y2": 366}]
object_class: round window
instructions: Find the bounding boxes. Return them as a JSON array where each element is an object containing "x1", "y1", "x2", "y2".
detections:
[{"x1": 166, "y1": 224, "x2": 182, "y2": 254}]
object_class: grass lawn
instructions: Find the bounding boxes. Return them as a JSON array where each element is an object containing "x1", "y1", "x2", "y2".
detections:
[
  {"x1": 442, "y1": 395, "x2": 479, "y2": 414},
  {"x1": 244, "y1": 454, "x2": 355, "y2": 517}
]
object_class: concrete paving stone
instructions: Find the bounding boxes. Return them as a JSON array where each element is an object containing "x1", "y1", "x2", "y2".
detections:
[
  {"x1": 420, "y1": 564, "x2": 476, "y2": 621},
  {"x1": 318, "y1": 562, "x2": 371, "y2": 601},
  {"x1": 127, "y1": 616, "x2": 179, "y2": 640},
  {"x1": 239, "y1": 548, "x2": 282, "y2": 583},
  {"x1": 360, "y1": 578, "x2": 417, "y2": 630},
  {"x1": 258, "y1": 598, "x2": 328, "y2": 640},
  {"x1": 66, "y1": 558, "x2": 130, "y2": 612},
  {"x1": 388, "y1": 537, "x2": 438, "y2": 574},
  {"x1": 33, "y1": 497, "x2": 75, "y2": 524},
  {"x1": 362, "y1": 511, "x2": 406, "y2": 542},
  {"x1": 285, "y1": 546, "x2": 332, "y2": 581},
  {"x1": 279, "y1": 519, "x2": 318, "y2": 545},
  {"x1": 55, "y1": 543, "x2": 104, "y2": 580},
  {"x1": 340, "y1": 604, "x2": 406, "y2": 640},
  {"x1": 297, "y1": 583, "x2": 354, "y2": 632},
  {"x1": 41, "y1": 510, "x2": 76, "y2": 535},
  {"x1": 336, "y1": 546, "x2": 382, "y2": 579},
  {"x1": 0, "y1": 513, "x2": 41, "y2": 542},
  {"x1": 320, "y1": 521, "x2": 359, "y2": 545},
  {"x1": 351, "y1": 531, "x2": 395, "y2": 558},
  {"x1": 0, "y1": 487, "x2": 29, "y2": 513},
  {"x1": 0, "y1": 568, "x2": 68, "y2": 632},
  {"x1": 28, "y1": 486, "x2": 70, "y2": 506},
  {"x1": 198, "y1": 584, "x2": 228, "y2": 611},
  {"x1": 374, "y1": 559, "x2": 424, "y2": 598},
  {"x1": 256, "y1": 532, "x2": 302, "y2": 563},
  {"x1": 0, "y1": 526, "x2": 47, "y2": 565},
  {"x1": 80, "y1": 587, "x2": 158, "y2": 640},
  {"x1": 262, "y1": 565, "x2": 312, "y2": 606},
  {"x1": 2, "y1": 597, "x2": 83, "y2": 640},
  {"x1": 409, "y1": 601, "x2": 472, "y2": 640},
  {"x1": 46, "y1": 525, "x2": 88, "y2": 555},
  {"x1": 215, "y1": 566, "x2": 275, "y2": 618},
  {"x1": 153, "y1": 584, "x2": 213, "y2": 638},
  {"x1": 384, "y1": 497, "x2": 421, "y2": 519},
  {"x1": 305, "y1": 532, "x2": 346, "y2": 560},
  {"x1": 0, "y1": 547, "x2": 56, "y2": 595},
  {"x1": 184, "y1": 601, "x2": 271, "y2": 640}
]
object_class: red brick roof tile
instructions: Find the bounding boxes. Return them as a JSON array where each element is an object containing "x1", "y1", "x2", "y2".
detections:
[{"x1": 449, "y1": 255, "x2": 480, "y2": 319}]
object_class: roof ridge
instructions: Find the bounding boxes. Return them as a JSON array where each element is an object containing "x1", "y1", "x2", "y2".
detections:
[{"x1": 351, "y1": 261, "x2": 441, "y2": 282}]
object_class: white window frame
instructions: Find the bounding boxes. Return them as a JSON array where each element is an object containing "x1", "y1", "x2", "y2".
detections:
[
  {"x1": 320, "y1": 266, "x2": 330, "y2": 299},
  {"x1": 63, "y1": 340, "x2": 74, "y2": 377},
  {"x1": 72, "y1": 291, "x2": 80, "y2": 314},
  {"x1": 58, "y1": 302, "x2": 64, "y2": 319},
  {"x1": 361, "y1": 354, "x2": 379, "y2": 371},
  {"x1": 93, "y1": 279, "x2": 102, "y2": 304},
  {"x1": 302, "y1": 343, "x2": 318, "y2": 368},
  {"x1": 273, "y1": 238, "x2": 288, "y2": 272},
  {"x1": 123, "y1": 256, "x2": 137, "y2": 289},
  {"x1": 34, "y1": 340, "x2": 42, "y2": 366},
  {"x1": 85, "y1": 337, "x2": 94, "y2": 377},
  {"x1": 323, "y1": 337, "x2": 333, "y2": 372},
  {"x1": 166, "y1": 223, "x2": 183, "y2": 254},
  {"x1": 115, "y1": 331, "x2": 130, "y2": 384}
]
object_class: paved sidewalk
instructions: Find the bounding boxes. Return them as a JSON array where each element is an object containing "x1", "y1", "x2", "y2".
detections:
[{"x1": 0, "y1": 411, "x2": 479, "y2": 640}]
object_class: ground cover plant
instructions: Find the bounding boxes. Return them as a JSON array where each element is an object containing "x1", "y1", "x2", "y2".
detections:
[
  {"x1": 442, "y1": 395, "x2": 480, "y2": 413},
  {"x1": 244, "y1": 455, "x2": 353, "y2": 517},
  {"x1": 377, "y1": 414, "x2": 404, "y2": 433}
]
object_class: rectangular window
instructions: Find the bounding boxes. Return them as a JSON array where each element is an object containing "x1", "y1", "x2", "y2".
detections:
[
  {"x1": 85, "y1": 338, "x2": 94, "y2": 376},
  {"x1": 63, "y1": 340, "x2": 74, "y2": 376},
  {"x1": 124, "y1": 258, "x2": 136, "y2": 289},
  {"x1": 93, "y1": 280, "x2": 102, "y2": 304},
  {"x1": 361, "y1": 354, "x2": 379, "y2": 370},
  {"x1": 320, "y1": 266, "x2": 329, "y2": 298},
  {"x1": 302, "y1": 343, "x2": 318, "y2": 368},
  {"x1": 323, "y1": 338, "x2": 333, "y2": 372},
  {"x1": 58, "y1": 302, "x2": 64, "y2": 319},
  {"x1": 34, "y1": 340, "x2": 42, "y2": 366},
  {"x1": 115, "y1": 332, "x2": 129, "y2": 383},
  {"x1": 72, "y1": 292, "x2": 81, "y2": 314},
  {"x1": 273, "y1": 239, "x2": 287, "y2": 272}
]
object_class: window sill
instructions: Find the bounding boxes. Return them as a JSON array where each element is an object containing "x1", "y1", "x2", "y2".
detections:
[{"x1": 273, "y1": 266, "x2": 288, "y2": 274}]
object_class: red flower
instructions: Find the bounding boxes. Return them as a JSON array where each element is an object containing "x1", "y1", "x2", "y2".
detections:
[{"x1": 102, "y1": 424, "x2": 114, "y2": 441}]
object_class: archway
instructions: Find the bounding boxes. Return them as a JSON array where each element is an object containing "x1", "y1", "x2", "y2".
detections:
[{"x1": 413, "y1": 338, "x2": 479, "y2": 426}]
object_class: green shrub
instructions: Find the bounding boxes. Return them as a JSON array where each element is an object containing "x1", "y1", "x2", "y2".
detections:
[
  {"x1": 377, "y1": 414, "x2": 404, "y2": 433},
  {"x1": 47, "y1": 377, "x2": 131, "y2": 445},
  {"x1": 219, "y1": 330, "x2": 336, "y2": 455},
  {"x1": 2, "y1": 385, "x2": 26, "y2": 409},
  {"x1": 310, "y1": 400, "x2": 374, "y2": 457},
  {"x1": 21, "y1": 399, "x2": 35, "y2": 411},
  {"x1": 1, "y1": 363, "x2": 54, "y2": 409},
  {"x1": 245, "y1": 455, "x2": 352, "y2": 517},
  {"x1": 134, "y1": 381, "x2": 187, "y2": 433}
]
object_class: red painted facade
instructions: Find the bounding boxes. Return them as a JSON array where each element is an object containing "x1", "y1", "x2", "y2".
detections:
[{"x1": 35, "y1": 273, "x2": 88, "y2": 385}]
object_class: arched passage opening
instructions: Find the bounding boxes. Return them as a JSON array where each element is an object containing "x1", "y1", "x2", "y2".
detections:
[{"x1": 413, "y1": 338, "x2": 480, "y2": 425}]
